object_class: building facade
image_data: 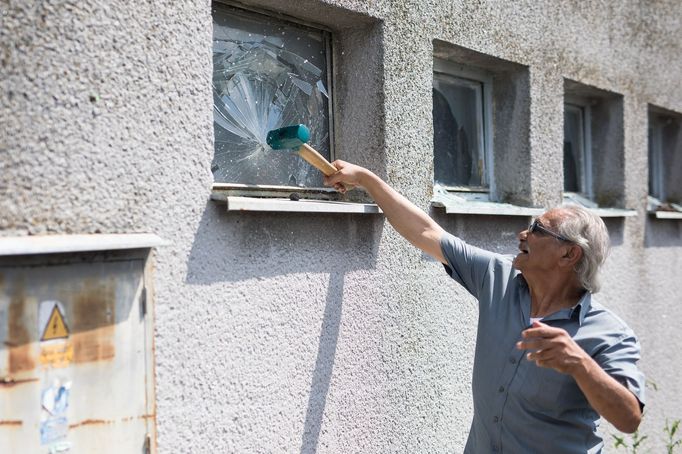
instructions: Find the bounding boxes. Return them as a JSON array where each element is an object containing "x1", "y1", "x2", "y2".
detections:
[{"x1": 2, "y1": 0, "x2": 681, "y2": 452}]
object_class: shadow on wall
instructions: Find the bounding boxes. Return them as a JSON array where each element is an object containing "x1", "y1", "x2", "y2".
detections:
[
  {"x1": 185, "y1": 201, "x2": 383, "y2": 453},
  {"x1": 185, "y1": 201, "x2": 384, "y2": 285},
  {"x1": 644, "y1": 218, "x2": 682, "y2": 248},
  {"x1": 603, "y1": 218, "x2": 625, "y2": 247},
  {"x1": 299, "y1": 270, "x2": 344, "y2": 454}
]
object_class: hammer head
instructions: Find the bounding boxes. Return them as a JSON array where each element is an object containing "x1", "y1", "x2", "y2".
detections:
[{"x1": 266, "y1": 124, "x2": 310, "y2": 150}]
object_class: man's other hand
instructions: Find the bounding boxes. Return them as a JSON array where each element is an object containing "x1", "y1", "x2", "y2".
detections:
[{"x1": 516, "y1": 321, "x2": 590, "y2": 376}]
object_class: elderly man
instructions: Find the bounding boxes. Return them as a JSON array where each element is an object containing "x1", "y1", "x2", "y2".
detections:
[{"x1": 324, "y1": 161, "x2": 645, "y2": 453}]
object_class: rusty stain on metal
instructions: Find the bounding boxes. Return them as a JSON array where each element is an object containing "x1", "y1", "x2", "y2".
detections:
[
  {"x1": 71, "y1": 329, "x2": 115, "y2": 363},
  {"x1": 0, "y1": 420, "x2": 22, "y2": 426},
  {"x1": 71, "y1": 278, "x2": 116, "y2": 330},
  {"x1": 8, "y1": 344, "x2": 34, "y2": 374},
  {"x1": 0, "y1": 376, "x2": 38, "y2": 388},
  {"x1": 68, "y1": 418, "x2": 114, "y2": 429},
  {"x1": 68, "y1": 414, "x2": 152, "y2": 429},
  {"x1": 8, "y1": 279, "x2": 35, "y2": 374},
  {"x1": 71, "y1": 278, "x2": 116, "y2": 363}
]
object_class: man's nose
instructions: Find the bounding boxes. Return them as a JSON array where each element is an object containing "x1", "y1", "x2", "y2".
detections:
[{"x1": 518, "y1": 229, "x2": 528, "y2": 240}]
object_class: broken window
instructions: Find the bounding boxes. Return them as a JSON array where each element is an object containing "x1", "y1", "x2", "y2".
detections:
[
  {"x1": 648, "y1": 108, "x2": 682, "y2": 214},
  {"x1": 432, "y1": 60, "x2": 491, "y2": 189},
  {"x1": 212, "y1": 5, "x2": 332, "y2": 187},
  {"x1": 648, "y1": 112, "x2": 666, "y2": 201},
  {"x1": 563, "y1": 103, "x2": 591, "y2": 196},
  {"x1": 563, "y1": 81, "x2": 626, "y2": 210}
]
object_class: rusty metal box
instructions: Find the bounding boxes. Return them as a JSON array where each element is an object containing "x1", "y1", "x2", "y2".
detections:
[{"x1": 0, "y1": 237, "x2": 158, "y2": 454}]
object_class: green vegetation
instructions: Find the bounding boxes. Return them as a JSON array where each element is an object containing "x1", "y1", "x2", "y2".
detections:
[
  {"x1": 613, "y1": 430, "x2": 648, "y2": 453},
  {"x1": 612, "y1": 380, "x2": 681, "y2": 453},
  {"x1": 664, "y1": 419, "x2": 682, "y2": 454}
]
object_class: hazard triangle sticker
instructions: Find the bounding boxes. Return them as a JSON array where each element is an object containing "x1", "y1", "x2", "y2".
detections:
[{"x1": 41, "y1": 304, "x2": 69, "y2": 341}]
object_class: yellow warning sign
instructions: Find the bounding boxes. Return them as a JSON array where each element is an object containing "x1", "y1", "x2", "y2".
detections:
[
  {"x1": 40, "y1": 343, "x2": 73, "y2": 368},
  {"x1": 41, "y1": 304, "x2": 69, "y2": 341}
]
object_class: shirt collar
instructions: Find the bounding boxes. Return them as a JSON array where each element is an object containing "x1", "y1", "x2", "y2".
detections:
[
  {"x1": 543, "y1": 291, "x2": 591, "y2": 325},
  {"x1": 573, "y1": 291, "x2": 592, "y2": 325},
  {"x1": 518, "y1": 276, "x2": 592, "y2": 326}
]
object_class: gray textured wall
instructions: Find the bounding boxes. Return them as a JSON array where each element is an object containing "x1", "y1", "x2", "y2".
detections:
[{"x1": 2, "y1": 0, "x2": 681, "y2": 452}]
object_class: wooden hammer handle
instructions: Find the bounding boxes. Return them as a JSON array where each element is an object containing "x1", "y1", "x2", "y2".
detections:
[{"x1": 297, "y1": 143, "x2": 338, "y2": 176}]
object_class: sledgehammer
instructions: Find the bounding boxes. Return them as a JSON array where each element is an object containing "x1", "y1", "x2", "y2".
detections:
[{"x1": 266, "y1": 124, "x2": 339, "y2": 177}]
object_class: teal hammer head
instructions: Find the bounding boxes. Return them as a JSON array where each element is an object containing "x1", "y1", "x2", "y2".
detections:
[{"x1": 266, "y1": 124, "x2": 310, "y2": 150}]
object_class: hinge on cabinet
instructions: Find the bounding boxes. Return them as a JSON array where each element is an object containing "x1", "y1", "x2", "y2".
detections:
[
  {"x1": 139, "y1": 286, "x2": 147, "y2": 318},
  {"x1": 143, "y1": 433, "x2": 151, "y2": 454}
]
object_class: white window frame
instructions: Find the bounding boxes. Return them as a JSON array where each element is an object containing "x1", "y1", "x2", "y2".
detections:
[
  {"x1": 433, "y1": 59, "x2": 494, "y2": 196},
  {"x1": 563, "y1": 98, "x2": 593, "y2": 202}
]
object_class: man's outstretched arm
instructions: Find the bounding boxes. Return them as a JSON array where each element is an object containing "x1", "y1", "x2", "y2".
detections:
[{"x1": 324, "y1": 160, "x2": 446, "y2": 264}]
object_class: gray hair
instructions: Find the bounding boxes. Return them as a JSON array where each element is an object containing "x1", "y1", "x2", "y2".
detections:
[{"x1": 554, "y1": 204, "x2": 611, "y2": 293}]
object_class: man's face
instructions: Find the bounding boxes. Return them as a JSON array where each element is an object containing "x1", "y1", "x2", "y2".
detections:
[{"x1": 513, "y1": 210, "x2": 570, "y2": 274}]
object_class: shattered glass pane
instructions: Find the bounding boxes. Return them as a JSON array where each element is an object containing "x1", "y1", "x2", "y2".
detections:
[
  {"x1": 212, "y1": 6, "x2": 331, "y2": 187},
  {"x1": 647, "y1": 113, "x2": 666, "y2": 200},
  {"x1": 563, "y1": 104, "x2": 585, "y2": 193},
  {"x1": 433, "y1": 73, "x2": 485, "y2": 187}
]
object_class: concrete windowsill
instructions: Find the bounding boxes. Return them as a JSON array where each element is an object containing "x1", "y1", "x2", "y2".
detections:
[
  {"x1": 219, "y1": 196, "x2": 382, "y2": 214},
  {"x1": 433, "y1": 190, "x2": 638, "y2": 218},
  {"x1": 211, "y1": 183, "x2": 382, "y2": 214},
  {"x1": 586, "y1": 208, "x2": 638, "y2": 218},
  {"x1": 431, "y1": 190, "x2": 544, "y2": 216},
  {"x1": 214, "y1": 196, "x2": 382, "y2": 214},
  {"x1": 650, "y1": 210, "x2": 682, "y2": 219},
  {"x1": 562, "y1": 192, "x2": 637, "y2": 218},
  {"x1": 431, "y1": 199, "x2": 544, "y2": 216},
  {"x1": 647, "y1": 197, "x2": 682, "y2": 219}
]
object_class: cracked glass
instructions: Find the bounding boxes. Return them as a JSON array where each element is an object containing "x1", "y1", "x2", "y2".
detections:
[
  {"x1": 212, "y1": 5, "x2": 331, "y2": 187},
  {"x1": 433, "y1": 72, "x2": 486, "y2": 188},
  {"x1": 563, "y1": 104, "x2": 586, "y2": 194}
]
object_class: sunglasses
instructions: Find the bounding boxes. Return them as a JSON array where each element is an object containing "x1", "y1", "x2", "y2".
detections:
[{"x1": 528, "y1": 219, "x2": 572, "y2": 242}]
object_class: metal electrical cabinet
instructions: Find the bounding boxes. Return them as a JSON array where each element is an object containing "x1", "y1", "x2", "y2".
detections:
[{"x1": 0, "y1": 235, "x2": 162, "y2": 454}]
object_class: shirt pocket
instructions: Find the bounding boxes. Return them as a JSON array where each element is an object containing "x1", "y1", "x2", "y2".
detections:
[{"x1": 516, "y1": 361, "x2": 576, "y2": 413}]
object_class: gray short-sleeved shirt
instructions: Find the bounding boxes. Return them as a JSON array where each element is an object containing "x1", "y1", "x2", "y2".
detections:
[{"x1": 440, "y1": 232, "x2": 645, "y2": 454}]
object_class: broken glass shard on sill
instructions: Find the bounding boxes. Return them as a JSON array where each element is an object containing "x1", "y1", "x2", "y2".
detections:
[{"x1": 212, "y1": 7, "x2": 331, "y2": 187}]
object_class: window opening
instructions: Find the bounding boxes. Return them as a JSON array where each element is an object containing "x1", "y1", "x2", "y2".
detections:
[
  {"x1": 563, "y1": 102, "x2": 592, "y2": 199},
  {"x1": 648, "y1": 109, "x2": 682, "y2": 217},
  {"x1": 432, "y1": 60, "x2": 492, "y2": 191},
  {"x1": 212, "y1": 4, "x2": 332, "y2": 187},
  {"x1": 648, "y1": 114, "x2": 666, "y2": 201}
]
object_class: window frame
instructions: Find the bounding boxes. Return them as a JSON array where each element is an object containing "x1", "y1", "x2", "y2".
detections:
[
  {"x1": 211, "y1": 1, "x2": 336, "y2": 192},
  {"x1": 648, "y1": 113, "x2": 667, "y2": 201},
  {"x1": 563, "y1": 97, "x2": 594, "y2": 202},
  {"x1": 432, "y1": 58, "x2": 494, "y2": 195},
  {"x1": 647, "y1": 108, "x2": 682, "y2": 219}
]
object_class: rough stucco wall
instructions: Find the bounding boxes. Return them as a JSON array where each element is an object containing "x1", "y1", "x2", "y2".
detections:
[{"x1": 2, "y1": 1, "x2": 681, "y2": 453}]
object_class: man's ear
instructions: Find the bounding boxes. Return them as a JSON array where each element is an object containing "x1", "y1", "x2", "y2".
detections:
[{"x1": 560, "y1": 244, "x2": 583, "y2": 267}]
